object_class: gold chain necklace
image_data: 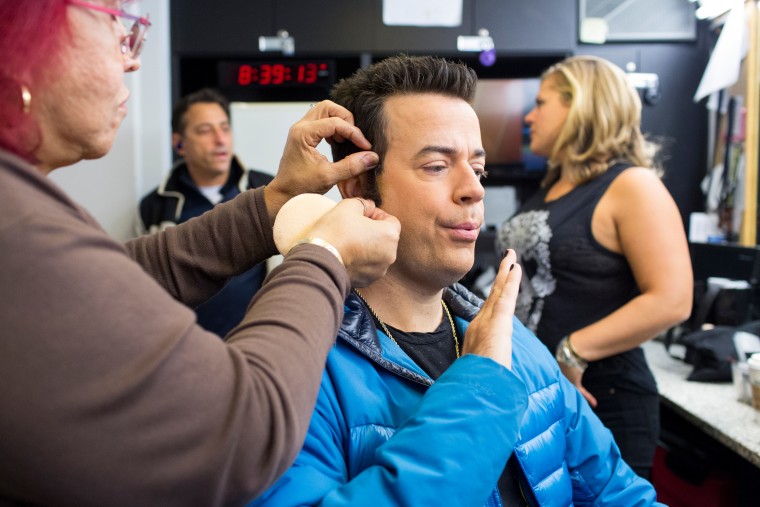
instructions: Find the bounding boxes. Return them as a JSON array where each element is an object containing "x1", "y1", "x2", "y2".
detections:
[{"x1": 353, "y1": 289, "x2": 460, "y2": 358}]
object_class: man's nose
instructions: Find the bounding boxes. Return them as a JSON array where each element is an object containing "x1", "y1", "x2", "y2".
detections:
[
  {"x1": 455, "y1": 166, "x2": 485, "y2": 204},
  {"x1": 214, "y1": 129, "x2": 228, "y2": 144}
]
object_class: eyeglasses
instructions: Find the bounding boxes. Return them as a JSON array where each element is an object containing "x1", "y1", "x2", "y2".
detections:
[{"x1": 67, "y1": 0, "x2": 152, "y2": 59}]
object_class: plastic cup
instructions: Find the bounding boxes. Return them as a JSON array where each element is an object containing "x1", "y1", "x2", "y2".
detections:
[
  {"x1": 747, "y1": 353, "x2": 760, "y2": 422},
  {"x1": 732, "y1": 361, "x2": 751, "y2": 403}
]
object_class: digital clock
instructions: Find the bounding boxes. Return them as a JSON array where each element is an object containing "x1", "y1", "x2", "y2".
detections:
[{"x1": 218, "y1": 60, "x2": 335, "y2": 88}]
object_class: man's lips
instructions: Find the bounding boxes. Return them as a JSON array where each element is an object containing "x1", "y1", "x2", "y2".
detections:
[{"x1": 445, "y1": 222, "x2": 481, "y2": 241}]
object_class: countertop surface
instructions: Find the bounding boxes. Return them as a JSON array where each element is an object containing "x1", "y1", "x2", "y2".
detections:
[{"x1": 642, "y1": 340, "x2": 760, "y2": 468}]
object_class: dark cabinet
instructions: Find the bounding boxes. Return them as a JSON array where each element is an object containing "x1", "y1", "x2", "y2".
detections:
[
  {"x1": 171, "y1": 0, "x2": 274, "y2": 55},
  {"x1": 273, "y1": 0, "x2": 475, "y2": 55},
  {"x1": 172, "y1": 0, "x2": 574, "y2": 56},
  {"x1": 272, "y1": 0, "x2": 376, "y2": 53},
  {"x1": 474, "y1": 0, "x2": 575, "y2": 53},
  {"x1": 372, "y1": 0, "x2": 474, "y2": 54},
  {"x1": 371, "y1": 0, "x2": 573, "y2": 55}
]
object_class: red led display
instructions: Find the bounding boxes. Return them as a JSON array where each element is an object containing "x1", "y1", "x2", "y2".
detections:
[{"x1": 219, "y1": 60, "x2": 334, "y2": 88}]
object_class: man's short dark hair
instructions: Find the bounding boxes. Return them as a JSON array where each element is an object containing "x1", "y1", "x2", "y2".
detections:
[
  {"x1": 329, "y1": 55, "x2": 477, "y2": 203},
  {"x1": 171, "y1": 88, "x2": 231, "y2": 134}
]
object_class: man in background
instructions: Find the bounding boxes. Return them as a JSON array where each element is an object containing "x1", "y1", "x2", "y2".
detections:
[{"x1": 137, "y1": 88, "x2": 273, "y2": 337}]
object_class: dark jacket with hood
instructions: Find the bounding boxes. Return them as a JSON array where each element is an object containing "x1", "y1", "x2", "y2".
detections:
[{"x1": 137, "y1": 156, "x2": 273, "y2": 337}]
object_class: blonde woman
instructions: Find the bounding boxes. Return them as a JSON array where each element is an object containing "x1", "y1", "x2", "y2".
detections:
[{"x1": 497, "y1": 55, "x2": 692, "y2": 478}]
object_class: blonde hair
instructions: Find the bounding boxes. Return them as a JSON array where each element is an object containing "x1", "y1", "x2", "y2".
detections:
[{"x1": 541, "y1": 55, "x2": 660, "y2": 188}]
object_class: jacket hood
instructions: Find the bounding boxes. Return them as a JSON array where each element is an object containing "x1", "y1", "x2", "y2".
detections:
[{"x1": 338, "y1": 283, "x2": 484, "y2": 386}]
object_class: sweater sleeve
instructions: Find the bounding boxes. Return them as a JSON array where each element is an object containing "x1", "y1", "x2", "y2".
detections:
[
  {"x1": 251, "y1": 356, "x2": 529, "y2": 507},
  {"x1": 0, "y1": 177, "x2": 350, "y2": 506},
  {"x1": 125, "y1": 187, "x2": 277, "y2": 308}
]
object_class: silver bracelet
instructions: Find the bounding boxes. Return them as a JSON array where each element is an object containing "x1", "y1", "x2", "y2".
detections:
[
  {"x1": 294, "y1": 237, "x2": 344, "y2": 266},
  {"x1": 555, "y1": 335, "x2": 588, "y2": 372}
]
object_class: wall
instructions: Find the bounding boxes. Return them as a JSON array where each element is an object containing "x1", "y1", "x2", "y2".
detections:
[{"x1": 50, "y1": 0, "x2": 172, "y2": 242}]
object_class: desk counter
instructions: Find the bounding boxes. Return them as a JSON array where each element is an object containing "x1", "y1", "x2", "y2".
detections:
[{"x1": 642, "y1": 340, "x2": 760, "y2": 468}]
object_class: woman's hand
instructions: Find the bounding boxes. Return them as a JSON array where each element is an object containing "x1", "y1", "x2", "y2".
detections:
[
  {"x1": 559, "y1": 364, "x2": 598, "y2": 407},
  {"x1": 306, "y1": 198, "x2": 400, "y2": 288},
  {"x1": 462, "y1": 250, "x2": 522, "y2": 370},
  {"x1": 264, "y1": 101, "x2": 379, "y2": 222}
]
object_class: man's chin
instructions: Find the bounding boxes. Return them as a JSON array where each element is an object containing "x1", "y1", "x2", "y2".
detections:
[
  {"x1": 211, "y1": 164, "x2": 231, "y2": 175},
  {"x1": 444, "y1": 264, "x2": 475, "y2": 289}
]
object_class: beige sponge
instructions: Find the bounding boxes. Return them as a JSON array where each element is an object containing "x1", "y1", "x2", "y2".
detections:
[{"x1": 273, "y1": 193, "x2": 337, "y2": 255}]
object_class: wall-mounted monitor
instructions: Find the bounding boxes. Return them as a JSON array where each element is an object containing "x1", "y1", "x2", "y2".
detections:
[
  {"x1": 438, "y1": 54, "x2": 567, "y2": 186},
  {"x1": 471, "y1": 78, "x2": 546, "y2": 182}
]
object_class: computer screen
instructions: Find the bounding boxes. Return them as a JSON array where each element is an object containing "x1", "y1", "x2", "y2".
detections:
[
  {"x1": 689, "y1": 242, "x2": 760, "y2": 324},
  {"x1": 472, "y1": 78, "x2": 545, "y2": 171},
  {"x1": 690, "y1": 242, "x2": 760, "y2": 285}
]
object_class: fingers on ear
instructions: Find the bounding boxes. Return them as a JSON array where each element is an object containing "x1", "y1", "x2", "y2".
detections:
[{"x1": 337, "y1": 173, "x2": 366, "y2": 199}]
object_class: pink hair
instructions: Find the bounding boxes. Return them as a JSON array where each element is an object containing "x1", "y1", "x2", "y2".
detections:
[{"x1": 0, "y1": 0, "x2": 68, "y2": 161}]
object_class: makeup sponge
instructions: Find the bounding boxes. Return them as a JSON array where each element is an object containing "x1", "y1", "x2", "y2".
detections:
[{"x1": 273, "y1": 193, "x2": 337, "y2": 255}]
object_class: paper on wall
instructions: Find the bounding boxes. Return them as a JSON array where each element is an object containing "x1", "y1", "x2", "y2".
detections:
[
  {"x1": 694, "y1": 0, "x2": 748, "y2": 107},
  {"x1": 383, "y1": 0, "x2": 462, "y2": 27}
]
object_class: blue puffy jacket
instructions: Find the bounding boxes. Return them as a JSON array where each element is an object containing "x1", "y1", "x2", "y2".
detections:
[{"x1": 251, "y1": 284, "x2": 662, "y2": 507}]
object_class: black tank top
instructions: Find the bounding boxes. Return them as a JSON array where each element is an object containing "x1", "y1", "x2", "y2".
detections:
[{"x1": 497, "y1": 162, "x2": 657, "y2": 395}]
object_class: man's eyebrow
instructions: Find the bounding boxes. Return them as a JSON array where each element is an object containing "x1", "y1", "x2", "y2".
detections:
[
  {"x1": 416, "y1": 145, "x2": 487, "y2": 158},
  {"x1": 193, "y1": 121, "x2": 228, "y2": 130}
]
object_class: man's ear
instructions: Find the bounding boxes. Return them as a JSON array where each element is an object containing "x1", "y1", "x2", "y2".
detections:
[
  {"x1": 172, "y1": 133, "x2": 184, "y2": 155},
  {"x1": 337, "y1": 173, "x2": 367, "y2": 199}
]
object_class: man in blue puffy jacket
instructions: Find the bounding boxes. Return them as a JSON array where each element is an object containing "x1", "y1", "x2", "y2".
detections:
[{"x1": 250, "y1": 55, "x2": 663, "y2": 506}]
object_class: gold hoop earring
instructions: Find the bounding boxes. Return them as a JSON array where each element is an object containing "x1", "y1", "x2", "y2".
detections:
[{"x1": 20, "y1": 84, "x2": 31, "y2": 114}]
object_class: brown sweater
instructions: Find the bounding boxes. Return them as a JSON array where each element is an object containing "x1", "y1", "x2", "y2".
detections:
[{"x1": 0, "y1": 149, "x2": 350, "y2": 506}]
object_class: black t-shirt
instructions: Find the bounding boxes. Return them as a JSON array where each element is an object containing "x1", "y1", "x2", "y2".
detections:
[
  {"x1": 380, "y1": 315, "x2": 456, "y2": 380},
  {"x1": 369, "y1": 313, "x2": 530, "y2": 506}
]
